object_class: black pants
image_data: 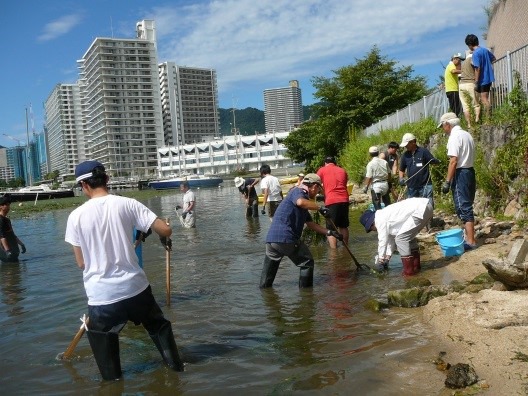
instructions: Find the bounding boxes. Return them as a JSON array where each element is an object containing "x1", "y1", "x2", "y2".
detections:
[
  {"x1": 88, "y1": 285, "x2": 168, "y2": 335},
  {"x1": 446, "y1": 91, "x2": 462, "y2": 116}
]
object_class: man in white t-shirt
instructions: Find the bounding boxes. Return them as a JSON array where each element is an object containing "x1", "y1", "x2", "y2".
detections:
[
  {"x1": 260, "y1": 164, "x2": 283, "y2": 219},
  {"x1": 177, "y1": 181, "x2": 196, "y2": 228},
  {"x1": 65, "y1": 160, "x2": 184, "y2": 380},
  {"x1": 438, "y1": 112, "x2": 477, "y2": 250}
]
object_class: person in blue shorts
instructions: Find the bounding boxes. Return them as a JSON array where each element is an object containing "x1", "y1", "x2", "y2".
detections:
[{"x1": 465, "y1": 34, "x2": 495, "y2": 119}]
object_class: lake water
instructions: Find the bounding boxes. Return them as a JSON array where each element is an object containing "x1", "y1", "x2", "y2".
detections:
[{"x1": 0, "y1": 186, "x2": 446, "y2": 395}]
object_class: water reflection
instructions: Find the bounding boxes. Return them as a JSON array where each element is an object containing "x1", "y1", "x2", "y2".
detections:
[
  {"x1": 261, "y1": 288, "x2": 317, "y2": 368},
  {"x1": 244, "y1": 217, "x2": 261, "y2": 240},
  {"x1": 0, "y1": 262, "x2": 26, "y2": 317}
]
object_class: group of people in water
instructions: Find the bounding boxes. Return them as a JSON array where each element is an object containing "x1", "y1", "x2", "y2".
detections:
[{"x1": 0, "y1": 109, "x2": 475, "y2": 381}]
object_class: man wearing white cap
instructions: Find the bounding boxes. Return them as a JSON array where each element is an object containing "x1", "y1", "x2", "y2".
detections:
[
  {"x1": 362, "y1": 146, "x2": 391, "y2": 210},
  {"x1": 234, "y1": 176, "x2": 260, "y2": 218},
  {"x1": 65, "y1": 160, "x2": 184, "y2": 380},
  {"x1": 438, "y1": 112, "x2": 477, "y2": 250},
  {"x1": 444, "y1": 53, "x2": 464, "y2": 116},
  {"x1": 398, "y1": 133, "x2": 440, "y2": 208}
]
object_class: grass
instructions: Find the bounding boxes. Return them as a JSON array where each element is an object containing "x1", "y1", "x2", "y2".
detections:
[{"x1": 7, "y1": 189, "x2": 176, "y2": 219}]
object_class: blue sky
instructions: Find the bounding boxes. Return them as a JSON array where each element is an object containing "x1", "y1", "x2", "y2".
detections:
[{"x1": 0, "y1": 0, "x2": 490, "y2": 148}]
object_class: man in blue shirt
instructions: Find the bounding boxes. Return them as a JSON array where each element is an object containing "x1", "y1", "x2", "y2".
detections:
[
  {"x1": 398, "y1": 133, "x2": 440, "y2": 208},
  {"x1": 260, "y1": 174, "x2": 342, "y2": 288},
  {"x1": 465, "y1": 34, "x2": 495, "y2": 119}
]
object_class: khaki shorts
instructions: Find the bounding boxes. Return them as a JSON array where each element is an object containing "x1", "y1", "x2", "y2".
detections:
[{"x1": 459, "y1": 82, "x2": 481, "y2": 113}]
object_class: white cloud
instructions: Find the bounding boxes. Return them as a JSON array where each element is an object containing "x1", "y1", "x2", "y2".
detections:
[
  {"x1": 144, "y1": 0, "x2": 487, "y2": 99},
  {"x1": 38, "y1": 13, "x2": 83, "y2": 42}
]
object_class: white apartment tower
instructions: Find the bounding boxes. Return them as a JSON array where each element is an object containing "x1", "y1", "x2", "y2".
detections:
[
  {"x1": 263, "y1": 80, "x2": 303, "y2": 134},
  {"x1": 76, "y1": 19, "x2": 164, "y2": 178},
  {"x1": 44, "y1": 83, "x2": 85, "y2": 177},
  {"x1": 159, "y1": 62, "x2": 219, "y2": 145}
]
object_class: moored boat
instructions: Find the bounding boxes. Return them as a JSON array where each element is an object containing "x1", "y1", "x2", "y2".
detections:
[
  {"x1": 148, "y1": 174, "x2": 223, "y2": 190},
  {"x1": 1, "y1": 184, "x2": 75, "y2": 202}
]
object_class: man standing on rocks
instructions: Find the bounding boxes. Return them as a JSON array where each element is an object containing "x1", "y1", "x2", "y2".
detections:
[{"x1": 438, "y1": 112, "x2": 477, "y2": 251}]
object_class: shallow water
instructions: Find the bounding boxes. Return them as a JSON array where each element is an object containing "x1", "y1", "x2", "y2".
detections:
[{"x1": 0, "y1": 186, "x2": 446, "y2": 394}]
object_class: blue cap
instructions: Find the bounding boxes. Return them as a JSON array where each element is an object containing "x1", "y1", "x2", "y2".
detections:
[
  {"x1": 75, "y1": 160, "x2": 105, "y2": 183},
  {"x1": 359, "y1": 210, "x2": 376, "y2": 233}
]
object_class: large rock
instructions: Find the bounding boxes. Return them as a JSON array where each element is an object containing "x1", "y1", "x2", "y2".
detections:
[
  {"x1": 482, "y1": 258, "x2": 528, "y2": 288},
  {"x1": 445, "y1": 363, "x2": 479, "y2": 389}
]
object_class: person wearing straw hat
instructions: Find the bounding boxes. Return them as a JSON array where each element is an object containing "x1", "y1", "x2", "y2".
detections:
[
  {"x1": 234, "y1": 176, "x2": 260, "y2": 218},
  {"x1": 359, "y1": 197, "x2": 433, "y2": 275},
  {"x1": 260, "y1": 173, "x2": 342, "y2": 288},
  {"x1": 65, "y1": 160, "x2": 184, "y2": 380},
  {"x1": 398, "y1": 133, "x2": 440, "y2": 208},
  {"x1": 438, "y1": 112, "x2": 477, "y2": 251},
  {"x1": 362, "y1": 146, "x2": 392, "y2": 210},
  {"x1": 295, "y1": 172, "x2": 305, "y2": 187}
]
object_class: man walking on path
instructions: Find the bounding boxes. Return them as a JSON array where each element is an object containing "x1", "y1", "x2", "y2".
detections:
[
  {"x1": 65, "y1": 160, "x2": 184, "y2": 380},
  {"x1": 362, "y1": 146, "x2": 391, "y2": 210},
  {"x1": 260, "y1": 174, "x2": 342, "y2": 288},
  {"x1": 444, "y1": 53, "x2": 464, "y2": 116},
  {"x1": 398, "y1": 133, "x2": 440, "y2": 208},
  {"x1": 438, "y1": 112, "x2": 477, "y2": 250},
  {"x1": 235, "y1": 176, "x2": 259, "y2": 218},
  {"x1": 260, "y1": 164, "x2": 283, "y2": 220},
  {"x1": 317, "y1": 156, "x2": 350, "y2": 248},
  {"x1": 465, "y1": 34, "x2": 495, "y2": 119}
]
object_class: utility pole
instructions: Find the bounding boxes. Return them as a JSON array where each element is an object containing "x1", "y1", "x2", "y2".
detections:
[{"x1": 25, "y1": 107, "x2": 33, "y2": 186}]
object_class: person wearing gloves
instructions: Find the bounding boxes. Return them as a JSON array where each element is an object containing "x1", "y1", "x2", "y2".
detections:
[
  {"x1": 175, "y1": 181, "x2": 196, "y2": 228},
  {"x1": 234, "y1": 176, "x2": 260, "y2": 218},
  {"x1": 0, "y1": 195, "x2": 26, "y2": 262},
  {"x1": 260, "y1": 173, "x2": 343, "y2": 288},
  {"x1": 65, "y1": 160, "x2": 183, "y2": 380},
  {"x1": 362, "y1": 146, "x2": 392, "y2": 210},
  {"x1": 438, "y1": 112, "x2": 477, "y2": 250},
  {"x1": 260, "y1": 164, "x2": 283, "y2": 220},
  {"x1": 398, "y1": 133, "x2": 440, "y2": 208},
  {"x1": 359, "y1": 197, "x2": 433, "y2": 275}
]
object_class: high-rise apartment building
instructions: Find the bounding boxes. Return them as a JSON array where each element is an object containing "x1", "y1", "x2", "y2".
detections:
[
  {"x1": 159, "y1": 62, "x2": 219, "y2": 145},
  {"x1": 76, "y1": 19, "x2": 164, "y2": 178},
  {"x1": 44, "y1": 83, "x2": 84, "y2": 177},
  {"x1": 263, "y1": 80, "x2": 303, "y2": 134}
]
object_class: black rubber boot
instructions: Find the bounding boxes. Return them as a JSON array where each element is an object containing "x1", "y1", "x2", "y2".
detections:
[
  {"x1": 298, "y1": 266, "x2": 314, "y2": 288},
  {"x1": 87, "y1": 330, "x2": 122, "y2": 381},
  {"x1": 411, "y1": 249, "x2": 421, "y2": 273},
  {"x1": 260, "y1": 256, "x2": 281, "y2": 288},
  {"x1": 370, "y1": 190, "x2": 382, "y2": 210},
  {"x1": 149, "y1": 321, "x2": 184, "y2": 372}
]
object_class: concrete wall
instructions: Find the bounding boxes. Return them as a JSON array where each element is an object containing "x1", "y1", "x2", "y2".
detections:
[{"x1": 487, "y1": 0, "x2": 528, "y2": 58}]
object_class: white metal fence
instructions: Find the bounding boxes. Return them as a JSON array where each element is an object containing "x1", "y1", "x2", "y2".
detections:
[{"x1": 364, "y1": 44, "x2": 528, "y2": 135}]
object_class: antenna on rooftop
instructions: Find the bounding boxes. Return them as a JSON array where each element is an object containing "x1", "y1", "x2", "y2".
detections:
[{"x1": 110, "y1": 17, "x2": 114, "y2": 38}]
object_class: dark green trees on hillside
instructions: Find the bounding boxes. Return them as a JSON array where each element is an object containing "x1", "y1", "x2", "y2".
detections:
[
  {"x1": 285, "y1": 46, "x2": 429, "y2": 171},
  {"x1": 219, "y1": 107, "x2": 265, "y2": 136}
]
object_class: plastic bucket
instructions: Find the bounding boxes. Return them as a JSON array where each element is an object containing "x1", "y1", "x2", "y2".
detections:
[{"x1": 436, "y1": 228, "x2": 464, "y2": 257}]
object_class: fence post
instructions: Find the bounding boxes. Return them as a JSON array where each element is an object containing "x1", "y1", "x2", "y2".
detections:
[
  {"x1": 408, "y1": 104, "x2": 412, "y2": 123},
  {"x1": 506, "y1": 50, "x2": 513, "y2": 94},
  {"x1": 396, "y1": 109, "x2": 400, "y2": 128},
  {"x1": 423, "y1": 96, "x2": 427, "y2": 118}
]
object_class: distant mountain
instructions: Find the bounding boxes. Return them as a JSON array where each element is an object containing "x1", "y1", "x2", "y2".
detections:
[{"x1": 219, "y1": 105, "x2": 316, "y2": 136}]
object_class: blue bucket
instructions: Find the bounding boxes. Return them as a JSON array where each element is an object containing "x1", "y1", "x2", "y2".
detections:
[{"x1": 436, "y1": 228, "x2": 464, "y2": 257}]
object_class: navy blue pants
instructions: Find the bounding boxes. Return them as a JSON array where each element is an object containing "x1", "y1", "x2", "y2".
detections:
[{"x1": 452, "y1": 167, "x2": 476, "y2": 223}]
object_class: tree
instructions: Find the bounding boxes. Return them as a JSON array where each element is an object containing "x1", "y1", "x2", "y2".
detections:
[{"x1": 285, "y1": 46, "x2": 429, "y2": 170}]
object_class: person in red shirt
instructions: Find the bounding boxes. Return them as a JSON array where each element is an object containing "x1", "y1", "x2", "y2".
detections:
[{"x1": 317, "y1": 157, "x2": 350, "y2": 248}]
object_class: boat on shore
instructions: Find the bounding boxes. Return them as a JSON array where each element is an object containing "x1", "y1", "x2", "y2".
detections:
[
  {"x1": 148, "y1": 174, "x2": 223, "y2": 190},
  {"x1": 1, "y1": 184, "x2": 75, "y2": 202}
]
